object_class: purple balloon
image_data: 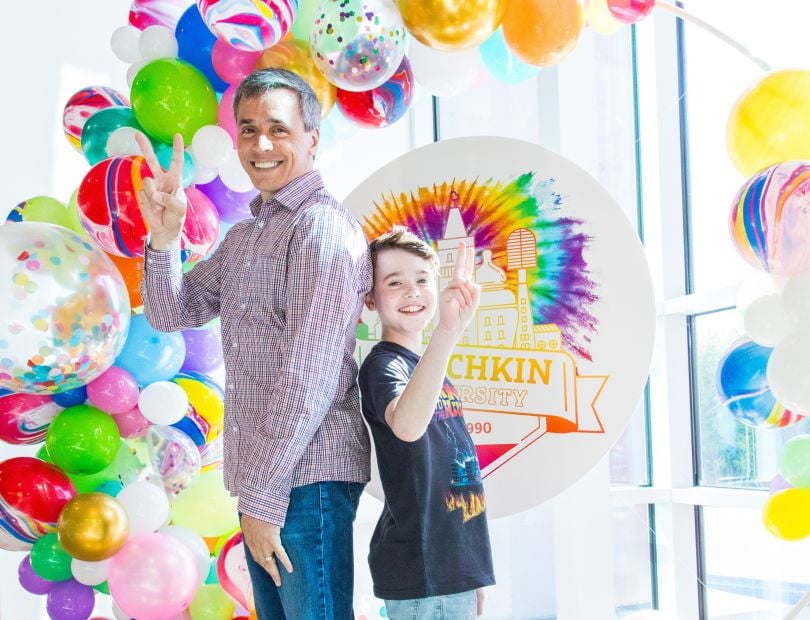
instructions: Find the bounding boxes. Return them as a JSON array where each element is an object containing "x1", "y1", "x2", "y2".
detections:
[
  {"x1": 46, "y1": 579, "x2": 95, "y2": 620},
  {"x1": 19, "y1": 554, "x2": 55, "y2": 595},
  {"x1": 196, "y1": 175, "x2": 257, "y2": 224},
  {"x1": 181, "y1": 326, "x2": 224, "y2": 373},
  {"x1": 770, "y1": 473, "x2": 793, "y2": 494}
]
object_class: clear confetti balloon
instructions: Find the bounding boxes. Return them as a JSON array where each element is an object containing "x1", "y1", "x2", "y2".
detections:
[
  {"x1": 310, "y1": 0, "x2": 407, "y2": 92},
  {"x1": 197, "y1": 0, "x2": 298, "y2": 52},
  {"x1": 139, "y1": 426, "x2": 202, "y2": 497},
  {"x1": 0, "y1": 224, "x2": 131, "y2": 394}
]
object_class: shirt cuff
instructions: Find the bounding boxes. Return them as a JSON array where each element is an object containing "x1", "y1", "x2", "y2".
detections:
[
  {"x1": 143, "y1": 243, "x2": 182, "y2": 274},
  {"x1": 237, "y1": 486, "x2": 290, "y2": 528}
]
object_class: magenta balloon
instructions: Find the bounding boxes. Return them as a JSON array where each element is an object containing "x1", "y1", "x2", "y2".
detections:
[
  {"x1": 181, "y1": 327, "x2": 224, "y2": 373},
  {"x1": 211, "y1": 39, "x2": 261, "y2": 84},
  {"x1": 217, "y1": 85, "x2": 238, "y2": 144},
  {"x1": 196, "y1": 176, "x2": 257, "y2": 224},
  {"x1": 86, "y1": 366, "x2": 139, "y2": 415}
]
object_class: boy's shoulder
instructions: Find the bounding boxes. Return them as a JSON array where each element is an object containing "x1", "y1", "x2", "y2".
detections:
[{"x1": 359, "y1": 341, "x2": 418, "y2": 380}]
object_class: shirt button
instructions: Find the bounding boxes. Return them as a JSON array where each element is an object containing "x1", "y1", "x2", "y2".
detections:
[
  {"x1": 257, "y1": 222, "x2": 265, "y2": 229},
  {"x1": 228, "y1": 383, "x2": 234, "y2": 391},
  {"x1": 232, "y1": 426, "x2": 239, "y2": 433},
  {"x1": 245, "y1": 261, "x2": 251, "y2": 268},
  {"x1": 240, "y1": 303, "x2": 246, "y2": 310},
  {"x1": 232, "y1": 342, "x2": 238, "y2": 348}
]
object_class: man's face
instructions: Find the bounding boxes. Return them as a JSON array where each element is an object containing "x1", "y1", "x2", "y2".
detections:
[{"x1": 235, "y1": 89, "x2": 320, "y2": 200}]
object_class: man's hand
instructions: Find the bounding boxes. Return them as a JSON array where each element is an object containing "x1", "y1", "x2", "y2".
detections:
[
  {"x1": 436, "y1": 242, "x2": 480, "y2": 337},
  {"x1": 476, "y1": 588, "x2": 485, "y2": 617},
  {"x1": 240, "y1": 514, "x2": 294, "y2": 587},
  {"x1": 135, "y1": 132, "x2": 187, "y2": 251}
]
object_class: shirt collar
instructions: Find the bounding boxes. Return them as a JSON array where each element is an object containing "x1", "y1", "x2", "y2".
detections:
[{"x1": 249, "y1": 170, "x2": 325, "y2": 217}]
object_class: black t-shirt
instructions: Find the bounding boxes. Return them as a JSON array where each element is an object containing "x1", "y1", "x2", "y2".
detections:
[{"x1": 359, "y1": 341, "x2": 495, "y2": 600}]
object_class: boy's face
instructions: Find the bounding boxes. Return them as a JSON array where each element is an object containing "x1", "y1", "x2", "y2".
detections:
[{"x1": 366, "y1": 248, "x2": 438, "y2": 346}]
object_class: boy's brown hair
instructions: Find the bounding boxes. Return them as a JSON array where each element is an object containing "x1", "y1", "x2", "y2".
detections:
[{"x1": 368, "y1": 226, "x2": 440, "y2": 273}]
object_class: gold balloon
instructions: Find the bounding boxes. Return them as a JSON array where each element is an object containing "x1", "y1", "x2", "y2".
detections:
[
  {"x1": 727, "y1": 70, "x2": 810, "y2": 177},
  {"x1": 396, "y1": 0, "x2": 508, "y2": 51},
  {"x1": 57, "y1": 493, "x2": 128, "y2": 561},
  {"x1": 255, "y1": 40, "x2": 337, "y2": 117},
  {"x1": 502, "y1": 0, "x2": 585, "y2": 67}
]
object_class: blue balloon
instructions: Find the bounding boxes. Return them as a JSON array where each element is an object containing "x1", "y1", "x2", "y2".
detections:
[
  {"x1": 175, "y1": 5, "x2": 229, "y2": 93},
  {"x1": 480, "y1": 29, "x2": 539, "y2": 84},
  {"x1": 155, "y1": 143, "x2": 195, "y2": 188},
  {"x1": 94, "y1": 480, "x2": 124, "y2": 497},
  {"x1": 115, "y1": 315, "x2": 186, "y2": 386},
  {"x1": 51, "y1": 386, "x2": 87, "y2": 408}
]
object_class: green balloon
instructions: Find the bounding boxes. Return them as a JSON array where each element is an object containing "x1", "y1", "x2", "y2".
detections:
[
  {"x1": 65, "y1": 189, "x2": 90, "y2": 238},
  {"x1": 30, "y1": 533, "x2": 72, "y2": 581},
  {"x1": 19, "y1": 196, "x2": 71, "y2": 228},
  {"x1": 170, "y1": 470, "x2": 239, "y2": 537},
  {"x1": 46, "y1": 405, "x2": 121, "y2": 475},
  {"x1": 94, "y1": 581, "x2": 110, "y2": 594},
  {"x1": 131, "y1": 58, "x2": 218, "y2": 143},
  {"x1": 780, "y1": 435, "x2": 810, "y2": 488},
  {"x1": 189, "y1": 584, "x2": 235, "y2": 620},
  {"x1": 67, "y1": 439, "x2": 143, "y2": 493},
  {"x1": 291, "y1": 0, "x2": 321, "y2": 41},
  {"x1": 80, "y1": 106, "x2": 142, "y2": 165}
]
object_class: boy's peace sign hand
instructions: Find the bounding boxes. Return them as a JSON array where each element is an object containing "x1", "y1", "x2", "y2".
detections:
[
  {"x1": 135, "y1": 132, "x2": 188, "y2": 251},
  {"x1": 437, "y1": 242, "x2": 480, "y2": 337}
]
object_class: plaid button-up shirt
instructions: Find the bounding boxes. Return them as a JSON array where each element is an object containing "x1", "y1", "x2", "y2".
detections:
[{"x1": 142, "y1": 170, "x2": 372, "y2": 526}]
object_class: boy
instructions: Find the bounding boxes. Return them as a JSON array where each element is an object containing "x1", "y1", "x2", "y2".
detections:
[{"x1": 359, "y1": 227, "x2": 495, "y2": 620}]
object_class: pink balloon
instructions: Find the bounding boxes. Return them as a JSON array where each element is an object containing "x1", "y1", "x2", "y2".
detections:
[
  {"x1": 0, "y1": 393, "x2": 62, "y2": 444},
  {"x1": 607, "y1": 0, "x2": 656, "y2": 23},
  {"x1": 216, "y1": 531, "x2": 253, "y2": 610},
  {"x1": 112, "y1": 405, "x2": 151, "y2": 438},
  {"x1": 212, "y1": 39, "x2": 261, "y2": 85},
  {"x1": 86, "y1": 367, "x2": 140, "y2": 415},
  {"x1": 109, "y1": 532, "x2": 199, "y2": 620},
  {"x1": 217, "y1": 85, "x2": 238, "y2": 144},
  {"x1": 182, "y1": 187, "x2": 221, "y2": 263}
]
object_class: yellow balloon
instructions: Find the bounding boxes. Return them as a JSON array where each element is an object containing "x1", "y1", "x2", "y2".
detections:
[
  {"x1": 56, "y1": 493, "x2": 129, "y2": 561},
  {"x1": 170, "y1": 470, "x2": 239, "y2": 537},
  {"x1": 586, "y1": 0, "x2": 623, "y2": 35},
  {"x1": 502, "y1": 0, "x2": 585, "y2": 67},
  {"x1": 762, "y1": 488, "x2": 810, "y2": 541},
  {"x1": 728, "y1": 70, "x2": 810, "y2": 177},
  {"x1": 396, "y1": 0, "x2": 508, "y2": 51}
]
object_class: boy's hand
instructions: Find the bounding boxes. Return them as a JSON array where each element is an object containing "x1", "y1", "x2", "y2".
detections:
[
  {"x1": 437, "y1": 242, "x2": 480, "y2": 336},
  {"x1": 135, "y1": 131, "x2": 187, "y2": 251}
]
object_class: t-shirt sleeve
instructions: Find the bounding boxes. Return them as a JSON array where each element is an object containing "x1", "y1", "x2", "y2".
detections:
[{"x1": 360, "y1": 352, "x2": 411, "y2": 425}]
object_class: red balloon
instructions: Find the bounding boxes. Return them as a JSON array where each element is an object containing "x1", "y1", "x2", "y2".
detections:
[{"x1": 0, "y1": 457, "x2": 76, "y2": 523}]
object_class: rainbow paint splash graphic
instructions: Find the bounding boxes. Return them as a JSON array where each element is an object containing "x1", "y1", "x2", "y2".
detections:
[{"x1": 362, "y1": 173, "x2": 598, "y2": 360}]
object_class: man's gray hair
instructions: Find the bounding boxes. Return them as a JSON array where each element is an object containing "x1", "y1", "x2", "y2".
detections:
[{"x1": 233, "y1": 68, "x2": 321, "y2": 132}]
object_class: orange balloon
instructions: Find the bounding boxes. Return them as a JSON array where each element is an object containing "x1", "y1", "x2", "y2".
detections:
[
  {"x1": 502, "y1": 0, "x2": 585, "y2": 67},
  {"x1": 255, "y1": 40, "x2": 336, "y2": 117},
  {"x1": 397, "y1": 0, "x2": 507, "y2": 51},
  {"x1": 106, "y1": 253, "x2": 144, "y2": 308}
]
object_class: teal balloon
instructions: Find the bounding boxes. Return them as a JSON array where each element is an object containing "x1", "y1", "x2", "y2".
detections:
[
  {"x1": 131, "y1": 58, "x2": 218, "y2": 143},
  {"x1": 156, "y1": 143, "x2": 195, "y2": 188},
  {"x1": 480, "y1": 29, "x2": 540, "y2": 84},
  {"x1": 80, "y1": 107, "x2": 142, "y2": 165},
  {"x1": 779, "y1": 435, "x2": 810, "y2": 488}
]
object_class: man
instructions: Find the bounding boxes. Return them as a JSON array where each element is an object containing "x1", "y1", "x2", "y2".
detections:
[{"x1": 137, "y1": 68, "x2": 371, "y2": 619}]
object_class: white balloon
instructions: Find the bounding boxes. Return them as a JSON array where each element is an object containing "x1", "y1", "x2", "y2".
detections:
[
  {"x1": 111, "y1": 25, "x2": 142, "y2": 63},
  {"x1": 767, "y1": 330, "x2": 810, "y2": 413},
  {"x1": 71, "y1": 558, "x2": 111, "y2": 586},
  {"x1": 743, "y1": 293, "x2": 796, "y2": 347},
  {"x1": 160, "y1": 525, "x2": 211, "y2": 585},
  {"x1": 408, "y1": 39, "x2": 480, "y2": 97},
  {"x1": 116, "y1": 480, "x2": 171, "y2": 536},
  {"x1": 112, "y1": 603, "x2": 131, "y2": 620},
  {"x1": 782, "y1": 270, "x2": 810, "y2": 329},
  {"x1": 138, "y1": 381, "x2": 189, "y2": 425},
  {"x1": 218, "y1": 150, "x2": 255, "y2": 192},
  {"x1": 191, "y1": 125, "x2": 234, "y2": 168},
  {"x1": 127, "y1": 60, "x2": 147, "y2": 88},
  {"x1": 192, "y1": 159, "x2": 219, "y2": 185},
  {"x1": 736, "y1": 271, "x2": 785, "y2": 315},
  {"x1": 139, "y1": 25, "x2": 179, "y2": 61},
  {"x1": 106, "y1": 127, "x2": 143, "y2": 158}
]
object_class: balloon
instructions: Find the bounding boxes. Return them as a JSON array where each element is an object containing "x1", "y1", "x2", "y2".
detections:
[
  {"x1": 111, "y1": 25, "x2": 143, "y2": 63},
  {"x1": 197, "y1": 0, "x2": 296, "y2": 51},
  {"x1": 216, "y1": 531, "x2": 253, "y2": 611},
  {"x1": 176, "y1": 5, "x2": 229, "y2": 92},
  {"x1": 607, "y1": 0, "x2": 655, "y2": 24},
  {"x1": 19, "y1": 554, "x2": 55, "y2": 594},
  {"x1": 112, "y1": 405, "x2": 152, "y2": 439},
  {"x1": 129, "y1": 0, "x2": 191, "y2": 31},
  {"x1": 762, "y1": 488, "x2": 810, "y2": 541},
  {"x1": 161, "y1": 524, "x2": 211, "y2": 586},
  {"x1": 106, "y1": 253, "x2": 144, "y2": 308},
  {"x1": 138, "y1": 425, "x2": 202, "y2": 496},
  {"x1": 779, "y1": 435, "x2": 810, "y2": 489},
  {"x1": 729, "y1": 162, "x2": 810, "y2": 277},
  {"x1": 131, "y1": 58, "x2": 219, "y2": 143},
  {"x1": 192, "y1": 125, "x2": 233, "y2": 169},
  {"x1": 155, "y1": 143, "x2": 196, "y2": 188},
  {"x1": 480, "y1": 29, "x2": 540, "y2": 83},
  {"x1": 196, "y1": 174, "x2": 255, "y2": 224},
  {"x1": 6, "y1": 196, "x2": 72, "y2": 229},
  {"x1": 64, "y1": 189, "x2": 90, "y2": 238},
  {"x1": 217, "y1": 85, "x2": 239, "y2": 144},
  {"x1": 585, "y1": 0, "x2": 623, "y2": 35},
  {"x1": 502, "y1": 0, "x2": 585, "y2": 67},
  {"x1": 57, "y1": 493, "x2": 129, "y2": 561},
  {"x1": 211, "y1": 39, "x2": 261, "y2": 86},
  {"x1": 63, "y1": 86, "x2": 130, "y2": 153},
  {"x1": 217, "y1": 150, "x2": 255, "y2": 192},
  {"x1": 115, "y1": 314, "x2": 186, "y2": 386},
  {"x1": 81, "y1": 107, "x2": 143, "y2": 165},
  {"x1": 59, "y1": 440, "x2": 143, "y2": 495},
  {"x1": 767, "y1": 330, "x2": 810, "y2": 414},
  {"x1": 716, "y1": 338, "x2": 803, "y2": 428},
  {"x1": 291, "y1": 0, "x2": 319, "y2": 40},
  {"x1": 51, "y1": 386, "x2": 87, "y2": 409},
  {"x1": 171, "y1": 371, "x2": 225, "y2": 444},
  {"x1": 116, "y1": 480, "x2": 170, "y2": 535},
  {"x1": 396, "y1": 0, "x2": 506, "y2": 51},
  {"x1": 727, "y1": 70, "x2": 810, "y2": 177},
  {"x1": 47, "y1": 579, "x2": 96, "y2": 620},
  {"x1": 106, "y1": 126, "x2": 146, "y2": 157},
  {"x1": 46, "y1": 405, "x2": 121, "y2": 475},
  {"x1": 770, "y1": 473, "x2": 792, "y2": 495},
  {"x1": 108, "y1": 532, "x2": 199, "y2": 620},
  {"x1": 310, "y1": 0, "x2": 407, "y2": 91},
  {"x1": 336, "y1": 57, "x2": 414, "y2": 128},
  {"x1": 170, "y1": 470, "x2": 239, "y2": 537},
  {"x1": 86, "y1": 367, "x2": 140, "y2": 415},
  {"x1": 182, "y1": 186, "x2": 222, "y2": 262},
  {"x1": 139, "y1": 25, "x2": 179, "y2": 61},
  {"x1": 405, "y1": 39, "x2": 480, "y2": 97},
  {"x1": 0, "y1": 392, "x2": 62, "y2": 444},
  {"x1": 181, "y1": 326, "x2": 224, "y2": 373},
  {"x1": 30, "y1": 533, "x2": 73, "y2": 581},
  {"x1": 256, "y1": 39, "x2": 337, "y2": 116},
  {"x1": 736, "y1": 272, "x2": 785, "y2": 315},
  {"x1": 782, "y1": 270, "x2": 810, "y2": 330},
  {"x1": 742, "y1": 294, "x2": 795, "y2": 347},
  {"x1": 138, "y1": 381, "x2": 189, "y2": 425},
  {"x1": 71, "y1": 558, "x2": 111, "y2": 586},
  {"x1": 0, "y1": 224, "x2": 131, "y2": 394},
  {"x1": 189, "y1": 583, "x2": 236, "y2": 619}
]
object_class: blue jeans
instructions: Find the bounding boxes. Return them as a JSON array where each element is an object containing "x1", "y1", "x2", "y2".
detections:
[
  {"x1": 385, "y1": 591, "x2": 478, "y2": 620},
  {"x1": 243, "y1": 481, "x2": 365, "y2": 620}
]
